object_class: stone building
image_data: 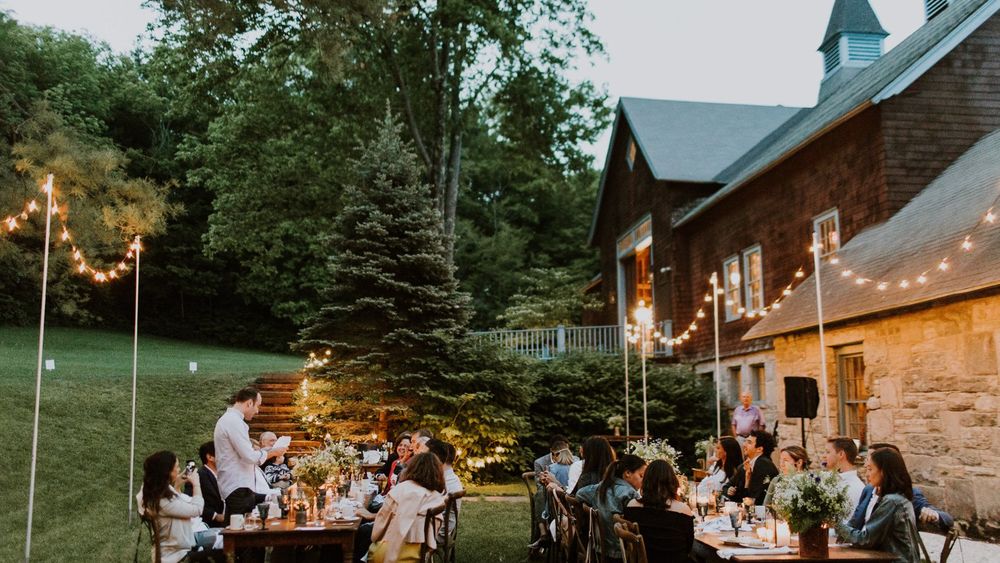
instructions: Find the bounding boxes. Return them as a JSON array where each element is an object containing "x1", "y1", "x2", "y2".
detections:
[
  {"x1": 747, "y1": 131, "x2": 1000, "y2": 540},
  {"x1": 586, "y1": 0, "x2": 1000, "y2": 420}
]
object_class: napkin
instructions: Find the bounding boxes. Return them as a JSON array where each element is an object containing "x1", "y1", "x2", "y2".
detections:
[{"x1": 718, "y1": 547, "x2": 796, "y2": 560}]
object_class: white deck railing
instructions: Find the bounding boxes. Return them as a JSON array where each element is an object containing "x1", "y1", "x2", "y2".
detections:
[{"x1": 471, "y1": 322, "x2": 673, "y2": 359}]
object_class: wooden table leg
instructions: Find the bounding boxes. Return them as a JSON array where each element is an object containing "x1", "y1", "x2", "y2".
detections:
[
  {"x1": 223, "y1": 535, "x2": 236, "y2": 563},
  {"x1": 342, "y1": 537, "x2": 354, "y2": 563}
]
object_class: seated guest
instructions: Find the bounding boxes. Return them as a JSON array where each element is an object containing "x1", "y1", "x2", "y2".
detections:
[
  {"x1": 546, "y1": 439, "x2": 574, "y2": 488},
  {"x1": 836, "y1": 448, "x2": 922, "y2": 562},
  {"x1": 849, "y1": 443, "x2": 953, "y2": 532},
  {"x1": 576, "y1": 454, "x2": 647, "y2": 562},
  {"x1": 136, "y1": 450, "x2": 217, "y2": 563},
  {"x1": 726, "y1": 429, "x2": 778, "y2": 505},
  {"x1": 529, "y1": 434, "x2": 569, "y2": 548},
  {"x1": 411, "y1": 435, "x2": 431, "y2": 455},
  {"x1": 623, "y1": 460, "x2": 694, "y2": 562},
  {"x1": 763, "y1": 445, "x2": 810, "y2": 507},
  {"x1": 259, "y1": 432, "x2": 293, "y2": 490},
  {"x1": 569, "y1": 436, "x2": 616, "y2": 494},
  {"x1": 376, "y1": 433, "x2": 412, "y2": 483},
  {"x1": 825, "y1": 436, "x2": 865, "y2": 514},
  {"x1": 698, "y1": 436, "x2": 742, "y2": 496},
  {"x1": 197, "y1": 441, "x2": 226, "y2": 527},
  {"x1": 368, "y1": 453, "x2": 447, "y2": 563}
]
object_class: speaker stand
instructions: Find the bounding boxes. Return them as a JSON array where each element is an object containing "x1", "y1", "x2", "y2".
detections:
[{"x1": 800, "y1": 418, "x2": 806, "y2": 447}]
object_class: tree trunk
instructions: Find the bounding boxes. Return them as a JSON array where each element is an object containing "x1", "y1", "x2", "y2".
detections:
[{"x1": 443, "y1": 131, "x2": 462, "y2": 264}]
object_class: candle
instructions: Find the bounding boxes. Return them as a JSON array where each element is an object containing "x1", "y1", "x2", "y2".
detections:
[
  {"x1": 756, "y1": 527, "x2": 770, "y2": 542},
  {"x1": 776, "y1": 521, "x2": 791, "y2": 547}
]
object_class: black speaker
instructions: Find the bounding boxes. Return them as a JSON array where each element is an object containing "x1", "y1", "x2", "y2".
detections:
[{"x1": 784, "y1": 376, "x2": 819, "y2": 419}]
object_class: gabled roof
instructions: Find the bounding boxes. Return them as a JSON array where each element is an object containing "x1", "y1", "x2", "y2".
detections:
[
  {"x1": 587, "y1": 98, "x2": 800, "y2": 244},
  {"x1": 745, "y1": 129, "x2": 1000, "y2": 339},
  {"x1": 821, "y1": 0, "x2": 888, "y2": 49},
  {"x1": 676, "y1": 0, "x2": 1000, "y2": 229}
]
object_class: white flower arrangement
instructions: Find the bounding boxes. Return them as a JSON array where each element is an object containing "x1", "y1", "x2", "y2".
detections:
[
  {"x1": 626, "y1": 439, "x2": 681, "y2": 474},
  {"x1": 770, "y1": 470, "x2": 850, "y2": 533},
  {"x1": 293, "y1": 439, "x2": 361, "y2": 489}
]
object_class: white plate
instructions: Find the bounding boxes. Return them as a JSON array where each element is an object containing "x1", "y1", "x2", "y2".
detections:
[{"x1": 738, "y1": 539, "x2": 770, "y2": 549}]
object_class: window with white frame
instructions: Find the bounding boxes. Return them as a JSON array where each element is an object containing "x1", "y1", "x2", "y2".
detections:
[
  {"x1": 813, "y1": 209, "x2": 840, "y2": 256},
  {"x1": 626, "y1": 136, "x2": 637, "y2": 170},
  {"x1": 723, "y1": 256, "x2": 742, "y2": 321},
  {"x1": 742, "y1": 245, "x2": 764, "y2": 314}
]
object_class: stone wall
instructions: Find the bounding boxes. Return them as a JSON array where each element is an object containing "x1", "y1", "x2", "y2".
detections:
[{"x1": 772, "y1": 294, "x2": 1000, "y2": 541}]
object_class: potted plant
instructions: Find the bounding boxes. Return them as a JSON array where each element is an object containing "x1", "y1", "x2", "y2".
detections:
[{"x1": 770, "y1": 471, "x2": 850, "y2": 558}]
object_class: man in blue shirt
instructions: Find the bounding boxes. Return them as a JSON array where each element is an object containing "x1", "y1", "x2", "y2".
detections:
[{"x1": 849, "y1": 443, "x2": 953, "y2": 532}]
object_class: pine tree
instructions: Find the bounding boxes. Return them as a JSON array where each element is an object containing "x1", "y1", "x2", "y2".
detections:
[{"x1": 296, "y1": 110, "x2": 470, "y2": 439}]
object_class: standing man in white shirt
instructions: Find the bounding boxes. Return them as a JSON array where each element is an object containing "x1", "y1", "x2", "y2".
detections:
[
  {"x1": 214, "y1": 386, "x2": 287, "y2": 529},
  {"x1": 825, "y1": 436, "x2": 865, "y2": 514}
]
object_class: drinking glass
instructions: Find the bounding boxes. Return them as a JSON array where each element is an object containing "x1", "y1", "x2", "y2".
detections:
[
  {"x1": 257, "y1": 502, "x2": 270, "y2": 522},
  {"x1": 697, "y1": 501, "x2": 709, "y2": 520},
  {"x1": 729, "y1": 509, "x2": 744, "y2": 537}
]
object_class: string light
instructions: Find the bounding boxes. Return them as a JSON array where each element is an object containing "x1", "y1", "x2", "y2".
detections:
[{"x1": 1, "y1": 180, "x2": 141, "y2": 283}]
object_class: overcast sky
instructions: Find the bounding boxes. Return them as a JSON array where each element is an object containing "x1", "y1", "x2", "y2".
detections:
[{"x1": 0, "y1": 0, "x2": 928, "y2": 166}]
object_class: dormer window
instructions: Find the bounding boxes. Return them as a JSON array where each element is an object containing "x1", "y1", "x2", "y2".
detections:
[{"x1": 626, "y1": 137, "x2": 637, "y2": 170}]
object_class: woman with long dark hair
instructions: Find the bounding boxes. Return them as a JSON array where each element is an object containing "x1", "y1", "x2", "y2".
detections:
[
  {"x1": 623, "y1": 460, "x2": 694, "y2": 562},
  {"x1": 368, "y1": 453, "x2": 447, "y2": 563},
  {"x1": 569, "y1": 436, "x2": 616, "y2": 494},
  {"x1": 697, "y1": 436, "x2": 743, "y2": 496},
  {"x1": 576, "y1": 454, "x2": 647, "y2": 562},
  {"x1": 137, "y1": 450, "x2": 206, "y2": 563},
  {"x1": 835, "y1": 448, "x2": 921, "y2": 563}
]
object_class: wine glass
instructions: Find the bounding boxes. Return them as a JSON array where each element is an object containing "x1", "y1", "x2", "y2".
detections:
[{"x1": 729, "y1": 508, "x2": 744, "y2": 537}]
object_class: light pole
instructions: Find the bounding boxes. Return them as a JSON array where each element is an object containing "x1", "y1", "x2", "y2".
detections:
[
  {"x1": 633, "y1": 301, "x2": 653, "y2": 444},
  {"x1": 623, "y1": 323, "x2": 630, "y2": 446}
]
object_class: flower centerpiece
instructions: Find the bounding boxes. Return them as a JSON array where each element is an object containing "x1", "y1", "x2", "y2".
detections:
[
  {"x1": 293, "y1": 440, "x2": 361, "y2": 490},
  {"x1": 625, "y1": 439, "x2": 687, "y2": 498},
  {"x1": 694, "y1": 437, "x2": 715, "y2": 469},
  {"x1": 770, "y1": 471, "x2": 850, "y2": 558},
  {"x1": 607, "y1": 415, "x2": 625, "y2": 436}
]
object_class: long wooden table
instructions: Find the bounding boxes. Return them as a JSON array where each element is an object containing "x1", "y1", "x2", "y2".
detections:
[
  {"x1": 694, "y1": 531, "x2": 897, "y2": 562},
  {"x1": 221, "y1": 518, "x2": 361, "y2": 563}
]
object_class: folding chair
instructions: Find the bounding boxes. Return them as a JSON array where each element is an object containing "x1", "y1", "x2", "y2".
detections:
[{"x1": 613, "y1": 520, "x2": 648, "y2": 563}]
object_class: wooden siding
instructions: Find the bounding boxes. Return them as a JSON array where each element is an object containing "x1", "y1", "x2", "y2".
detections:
[{"x1": 881, "y1": 13, "x2": 1000, "y2": 214}]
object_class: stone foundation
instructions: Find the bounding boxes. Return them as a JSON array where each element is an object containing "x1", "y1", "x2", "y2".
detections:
[{"x1": 772, "y1": 295, "x2": 1000, "y2": 541}]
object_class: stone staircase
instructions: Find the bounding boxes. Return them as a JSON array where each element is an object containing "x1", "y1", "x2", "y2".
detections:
[{"x1": 248, "y1": 372, "x2": 321, "y2": 455}]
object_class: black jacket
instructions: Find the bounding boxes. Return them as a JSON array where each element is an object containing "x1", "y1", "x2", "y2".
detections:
[
  {"x1": 727, "y1": 455, "x2": 779, "y2": 505},
  {"x1": 199, "y1": 466, "x2": 225, "y2": 527}
]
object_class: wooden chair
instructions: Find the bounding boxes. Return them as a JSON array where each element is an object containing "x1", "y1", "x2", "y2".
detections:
[
  {"x1": 432, "y1": 490, "x2": 466, "y2": 563},
  {"x1": 613, "y1": 518, "x2": 647, "y2": 563},
  {"x1": 419, "y1": 502, "x2": 449, "y2": 562},
  {"x1": 939, "y1": 528, "x2": 960, "y2": 563},
  {"x1": 546, "y1": 487, "x2": 567, "y2": 563},
  {"x1": 135, "y1": 512, "x2": 162, "y2": 563},
  {"x1": 565, "y1": 495, "x2": 596, "y2": 563},
  {"x1": 588, "y1": 505, "x2": 610, "y2": 563},
  {"x1": 523, "y1": 471, "x2": 541, "y2": 545}
]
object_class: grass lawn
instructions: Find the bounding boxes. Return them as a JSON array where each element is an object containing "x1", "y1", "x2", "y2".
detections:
[
  {"x1": 1, "y1": 327, "x2": 532, "y2": 562},
  {"x1": 1, "y1": 327, "x2": 301, "y2": 562}
]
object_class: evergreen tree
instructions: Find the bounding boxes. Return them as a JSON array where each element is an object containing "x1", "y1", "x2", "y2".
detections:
[{"x1": 297, "y1": 110, "x2": 470, "y2": 438}]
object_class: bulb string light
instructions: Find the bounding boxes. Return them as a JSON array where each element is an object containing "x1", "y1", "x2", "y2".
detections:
[
  {"x1": 667, "y1": 265, "x2": 809, "y2": 349},
  {"x1": 826, "y1": 194, "x2": 1000, "y2": 293},
  {"x1": 2, "y1": 181, "x2": 141, "y2": 283}
]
